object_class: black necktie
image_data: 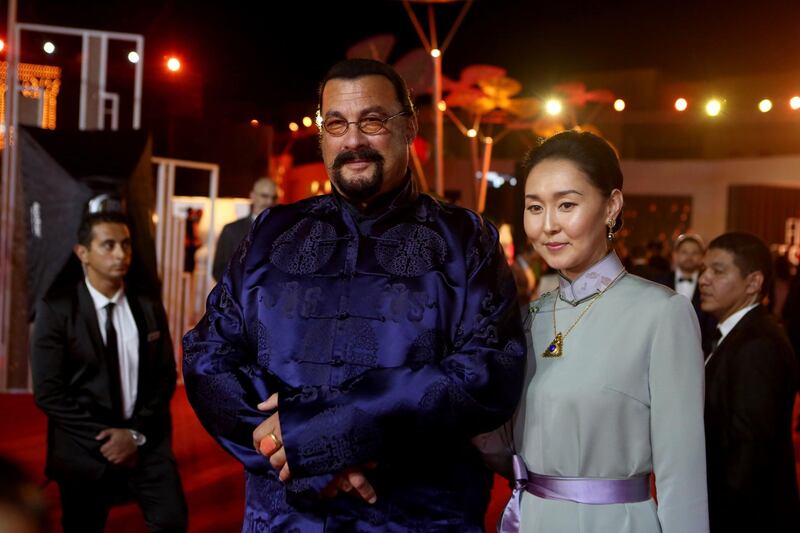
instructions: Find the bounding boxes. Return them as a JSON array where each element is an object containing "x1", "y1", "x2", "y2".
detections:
[
  {"x1": 104, "y1": 302, "x2": 124, "y2": 419},
  {"x1": 709, "y1": 327, "x2": 722, "y2": 354},
  {"x1": 678, "y1": 276, "x2": 693, "y2": 283}
]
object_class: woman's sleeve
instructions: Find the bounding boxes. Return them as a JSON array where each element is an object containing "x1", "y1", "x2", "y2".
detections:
[{"x1": 649, "y1": 293, "x2": 710, "y2": 533}]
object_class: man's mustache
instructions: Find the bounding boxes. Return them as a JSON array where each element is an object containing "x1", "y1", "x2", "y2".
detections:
[{"x1": 331, "y1": 148, "x2": 384, "y2": 170}]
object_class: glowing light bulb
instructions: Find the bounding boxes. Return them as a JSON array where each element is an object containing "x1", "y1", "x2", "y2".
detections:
[
  {"x1": 545, "y1": 99, "x2": 562, "y2": 116},
  {"x1": 705, "y1": 99, "x2": 722, "y2": 117}
]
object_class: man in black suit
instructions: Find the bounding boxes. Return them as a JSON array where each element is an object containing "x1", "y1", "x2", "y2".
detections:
[
  {"x1": 661, "y1": 233, "x2": 717, "y2": 353},
  {"x1": 700, "y1": 232, "x2": 799, "y2": 532},
  {"x1": 212, "y1": 177, "x2": 278, "y2": 281},
  {"x1": 31, "y1": 212, "x2": 187, "y2": 532}
]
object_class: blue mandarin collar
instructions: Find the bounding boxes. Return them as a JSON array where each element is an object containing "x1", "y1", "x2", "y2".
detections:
[{"x1": 557, "y1": 251, "x2": 626, "y2": 304}]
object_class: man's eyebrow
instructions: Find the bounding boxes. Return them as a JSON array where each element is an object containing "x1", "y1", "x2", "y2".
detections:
[{"x1": 323, "y1": 105, "x2": 391, "y2": 118}]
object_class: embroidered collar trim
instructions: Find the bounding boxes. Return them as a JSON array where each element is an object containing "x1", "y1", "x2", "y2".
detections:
[{"x1": 557, "y1": 252, "x2": 626, "y2": 305}]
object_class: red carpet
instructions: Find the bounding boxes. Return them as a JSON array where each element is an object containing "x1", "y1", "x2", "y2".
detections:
[
  {"x1": 1, "y1": 388, "x2": 797, "y2": 532},
  {"x1": 0, "y1": 386, "x2": 243, "y2": 532}
]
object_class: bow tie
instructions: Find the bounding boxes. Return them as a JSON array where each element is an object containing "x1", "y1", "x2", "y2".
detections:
[{"x1": 677, "y1": 276, "x2": 694, "y2": 283}]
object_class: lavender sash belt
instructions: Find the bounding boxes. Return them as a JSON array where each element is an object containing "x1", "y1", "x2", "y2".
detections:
[{"x1": 498, "y1": 455, "x2": 651, "y2": 532}]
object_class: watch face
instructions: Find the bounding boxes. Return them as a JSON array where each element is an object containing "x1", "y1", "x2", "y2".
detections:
[{"x1": 129, "y1": 430, "x2": 146, "y2": 446}]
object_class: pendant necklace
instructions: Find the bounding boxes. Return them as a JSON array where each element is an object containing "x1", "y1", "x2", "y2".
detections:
[{"x1": 543, "y1": 270, "x2": 626, "y2": 358}]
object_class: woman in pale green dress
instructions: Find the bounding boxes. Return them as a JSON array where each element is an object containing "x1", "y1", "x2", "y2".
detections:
[{"x1": 485, "y1": 131, "x2": 708, "y2": 533}]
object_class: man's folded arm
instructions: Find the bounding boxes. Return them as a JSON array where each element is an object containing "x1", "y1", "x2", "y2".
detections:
[{"x1": 183, "y1": 262, "x2": 279, "y2": 475}]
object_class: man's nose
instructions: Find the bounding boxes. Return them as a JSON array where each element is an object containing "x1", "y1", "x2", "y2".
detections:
[{"x1": 340, "y1": 124, "x2": 370, "y2": 151}]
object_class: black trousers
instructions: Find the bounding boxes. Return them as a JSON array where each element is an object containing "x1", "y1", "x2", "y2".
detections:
[{"x1": 58, "y1": 447, "x2": 187, "y2": 533}]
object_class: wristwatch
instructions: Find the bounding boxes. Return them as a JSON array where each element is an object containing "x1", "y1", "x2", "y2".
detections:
[{"x1": 128, "y1": 429, "x2": 147, "y2": 446}]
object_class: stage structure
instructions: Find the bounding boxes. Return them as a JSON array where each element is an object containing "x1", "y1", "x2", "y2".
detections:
[
  {"x1": 0, "y1": 62, "x2": 61, "y2": 142},
  {"x1": 152, "y1": 157, "x2": 219, "y2": 365},
  {"x1": 402, "y1": 0, "x2": 474, "y2": 197},
  {"x1": 0, "y1": 14, "x2": 219, "y2": 392}
]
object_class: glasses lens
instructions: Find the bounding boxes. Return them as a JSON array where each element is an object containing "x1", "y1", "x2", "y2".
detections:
[
  {"x1": 359, "y1": 118, "x2": 385, "y2": 134},
  {"x1": 324, "y1": 119, "x2": 348, "y2": 135}
]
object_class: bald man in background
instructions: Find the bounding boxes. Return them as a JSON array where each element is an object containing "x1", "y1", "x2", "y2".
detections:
[{"x1": 212, "y1": 177, "x2": 278, "y2": 281}]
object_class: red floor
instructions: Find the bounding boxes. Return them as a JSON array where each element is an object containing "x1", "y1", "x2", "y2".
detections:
[
  {"x1": 1, "y1": 388, "x2": 797, "y2": 532},
  {"x1": 0, "y1": 386, "x2": 243, "y2": 532}
]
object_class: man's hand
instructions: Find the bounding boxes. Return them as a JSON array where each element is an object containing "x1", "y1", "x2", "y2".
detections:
[
  {"x1": 255, "y1": 394, "x2": 378, "y2": 501},
  {"x1": 321, "y1": 466, "x2": 378, "y2": 504},
  {"x1": 96, "y1": 428, "x2": 137, "y2": 466},
  {"x1": 254, "y1": 393, "x2": 290, "y2": 481}
]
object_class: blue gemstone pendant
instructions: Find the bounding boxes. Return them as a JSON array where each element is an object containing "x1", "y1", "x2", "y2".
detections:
[{"x1": 543, "y1": 332, "x2": 564, "y2": 357}]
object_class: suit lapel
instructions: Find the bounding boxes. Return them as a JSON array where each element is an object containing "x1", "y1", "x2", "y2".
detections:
[
  {"x1": 126, "y1": 291, "x2": 149, "y2": 412},
  {"x1": 710, "y1": 305, "x2": 764, "y2": 364},
  {"x1": 77, "y1": 281, "x2": 105, "y2": 362}
]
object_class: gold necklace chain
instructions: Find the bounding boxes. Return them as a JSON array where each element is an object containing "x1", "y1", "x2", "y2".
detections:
[{"x1": 543, "y1": 270, "x2": 626, "y2": 358}]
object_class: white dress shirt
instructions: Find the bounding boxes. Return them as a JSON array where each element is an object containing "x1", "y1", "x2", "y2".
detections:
[
  {"x1": 715, "y1": 303, "x2": 759, "y2": 346},
  {"x1": 674, "y1": 269, "x2": 699, "y2": 300},
  {"x1": 85, "y1": 279, "x2": 139, "y2": 420}
]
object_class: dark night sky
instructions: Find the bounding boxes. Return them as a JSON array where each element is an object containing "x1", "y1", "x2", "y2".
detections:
[{"x1": 6, "y1": 0, "x2": 800, "y2": 125}]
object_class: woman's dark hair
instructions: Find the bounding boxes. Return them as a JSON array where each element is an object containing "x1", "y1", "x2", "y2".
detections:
[
  {"x1": 522, "y1": 130, "x2": 624, "y2": 232},
  {"x1": 318, "y1": 58, "x2": 416, "y2": 116}
]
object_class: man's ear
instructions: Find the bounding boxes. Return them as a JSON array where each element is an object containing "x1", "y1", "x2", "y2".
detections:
[
  {"x1": 74, "y1": 243, "x2": 88, "y2": 265},
  {"x1": 744, "y1": 270, "x2": 764, "y2": 298},
  {"x1": 406, "y1": 115, "x2": 419, "y2": 145}
]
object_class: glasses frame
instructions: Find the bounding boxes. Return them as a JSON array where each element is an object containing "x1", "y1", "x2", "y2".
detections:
[{"x1": 321, "y1": 110, "x2": 411, "y2": 137}]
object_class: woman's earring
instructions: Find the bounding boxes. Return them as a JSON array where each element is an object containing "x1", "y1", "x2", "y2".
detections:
[{"x1": 607, "y1": 219, "x2": 615, "y2": 241}]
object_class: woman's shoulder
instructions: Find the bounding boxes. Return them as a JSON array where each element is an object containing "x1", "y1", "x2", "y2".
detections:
[
  {"x1": 616, "y1": 272, "x2": 676, "y2": 300},
  {"x1": 611, "y1": 273, "x2": 696, "y2": 321}
]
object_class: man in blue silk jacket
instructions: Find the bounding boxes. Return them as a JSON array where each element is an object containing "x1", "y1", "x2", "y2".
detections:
[{"x1": 183, "y1": 58, "x2": 525, "y2": 532}]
